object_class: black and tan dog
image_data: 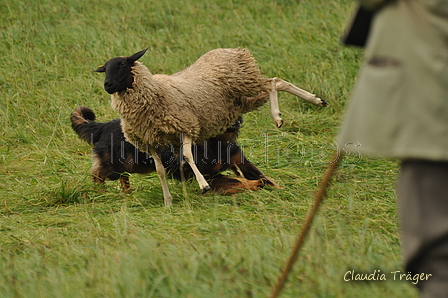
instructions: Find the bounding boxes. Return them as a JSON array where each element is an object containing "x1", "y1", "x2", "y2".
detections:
[{"x1": 71, "y1": 106, "x2": 277, "y2": 194}]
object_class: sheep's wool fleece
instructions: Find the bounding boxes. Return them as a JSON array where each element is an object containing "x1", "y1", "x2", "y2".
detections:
[{"x1": 111, "y1": 48, "x2": 269, "y2": 151}]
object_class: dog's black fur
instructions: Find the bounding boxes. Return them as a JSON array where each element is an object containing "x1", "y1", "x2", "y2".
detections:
[{"x1": 71, "y1": 106, "x2": 277, "y2": 193}]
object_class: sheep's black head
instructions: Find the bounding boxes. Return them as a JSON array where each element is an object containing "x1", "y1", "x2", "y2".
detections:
[{"x1": 94, "y1": 49, "x2": 148, "y2": 94}]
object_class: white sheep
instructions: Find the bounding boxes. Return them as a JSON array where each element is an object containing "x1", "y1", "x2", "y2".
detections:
[{"x1": 95, "y1": 48, "x2": 326, "y2": 206}]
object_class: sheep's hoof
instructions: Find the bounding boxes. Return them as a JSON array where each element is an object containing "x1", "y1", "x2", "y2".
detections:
[
  {"x1": 320, "y1": 98, "x2": 328, "y2": 107},
  {"x1": 276, "y1": 119, "x2": 284, "y2": 128},
  {"x1": 202, "y1": 185, "x2": 211, "y2": 194}
]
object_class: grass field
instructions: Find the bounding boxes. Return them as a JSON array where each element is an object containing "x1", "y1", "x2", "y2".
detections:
[{"x1": 0, "y1": 0, "x2": 419, "y2": 297}]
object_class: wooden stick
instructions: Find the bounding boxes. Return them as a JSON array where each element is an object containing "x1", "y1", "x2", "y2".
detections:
[{"x1": 269, "y1": 151, "x2": 343, "y2": 298}]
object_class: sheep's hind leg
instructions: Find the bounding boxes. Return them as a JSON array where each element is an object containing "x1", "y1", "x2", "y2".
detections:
[
  {"x1": 182, "y1": 135, "x2": 210, "y2": 194},
  {"x1": 272, "y1": 77, "x2": 327, "y2": 107},
  {"x1": 149, "y1": 147, "x2": 173, "y2": 207}
]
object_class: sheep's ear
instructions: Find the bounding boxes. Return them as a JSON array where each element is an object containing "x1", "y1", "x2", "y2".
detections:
[
  {"x1": 127, "y1": 48, "x2": 148, "y2": 63},
  {"x1": 94, "y1": 65, "x2": 106, "y2": 72}
]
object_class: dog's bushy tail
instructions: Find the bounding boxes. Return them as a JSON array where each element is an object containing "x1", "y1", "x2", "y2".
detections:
[{"x1": 70, "y1": 106, "x2": 102, "y2": 145}]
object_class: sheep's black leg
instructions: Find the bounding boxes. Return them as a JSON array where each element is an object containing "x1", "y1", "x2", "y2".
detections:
[{"x1": 182, "y1": 135, "x2": 210, "y2": 193}]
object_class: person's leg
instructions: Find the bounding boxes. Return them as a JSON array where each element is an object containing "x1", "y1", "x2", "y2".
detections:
[{"x1": 397, "y1": 159, "x2": 448, "y2": 297}]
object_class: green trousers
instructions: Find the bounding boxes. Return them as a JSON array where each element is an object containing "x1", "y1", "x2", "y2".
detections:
[{"x1": 398, "y1": 159, "x2": 448, "y2": 297}]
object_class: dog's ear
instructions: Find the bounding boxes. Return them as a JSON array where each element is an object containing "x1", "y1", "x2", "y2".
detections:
[{"x1": 94, "y1": 65, "x2": 106, "y2": 72}]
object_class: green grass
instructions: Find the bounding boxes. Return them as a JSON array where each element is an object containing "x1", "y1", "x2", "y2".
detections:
[{"x1": 0, "y1": 0, "x2": 418, "y2": 297}]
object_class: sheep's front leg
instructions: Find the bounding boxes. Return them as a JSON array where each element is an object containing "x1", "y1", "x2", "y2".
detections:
[
  {"x1": 179, "y1": 159, "x2": 186, "y2": 183},
  {"x1": 149, "y1": 147, "x2": 173, "y2": 207},
  {"x1": 265, "y1": 79, "x2": 284, "y2": 128},
  {"x1": 182, "y1": 135, "x2": 210, "y2": 194},
  {"x1": 272, "y1": 77, "x2": 327, "y2": 107}
]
